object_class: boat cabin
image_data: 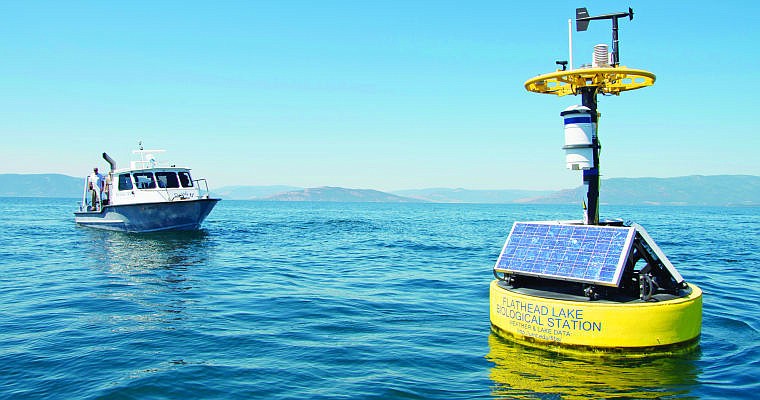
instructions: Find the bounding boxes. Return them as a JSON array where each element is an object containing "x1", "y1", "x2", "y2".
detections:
[
  {"x1": 79, "y1": 149, "x2": 212, "y2": 212},
  {"x1": 108, "y1": 167, "x2": 206, "y2": 205}
]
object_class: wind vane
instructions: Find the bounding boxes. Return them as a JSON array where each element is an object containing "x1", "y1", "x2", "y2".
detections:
[{"x1": 524, "y1": 6, "x2": 653, "y2": 225}]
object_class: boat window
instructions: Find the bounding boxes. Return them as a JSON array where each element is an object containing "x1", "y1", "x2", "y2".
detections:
[
  {"x1": 156, "y1": 172, "x2": 180, "y2": 188},
  {"x1": 178, "y1": 171, "x2": 194, "y2": 188},
  {"x1": 118, "y1": 173, "x2": 133, "y2": 191},
  {"x1": 133, "y1": 172, "x2": 156, "y2": 189}
]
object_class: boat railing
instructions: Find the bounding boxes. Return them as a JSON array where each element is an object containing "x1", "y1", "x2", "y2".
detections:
[
  {"x1": 79, "y1": 177, "x2": 89, "y2": 211},
  {"x1": 78, "y1": 177, "x2": 101, "y2": 212},
  {"x1": 194, "y1": 178, "x2": 211, "y2": 199},
  {"x1": 130, "y1": 149, "x2": 167, "y2": 170}
]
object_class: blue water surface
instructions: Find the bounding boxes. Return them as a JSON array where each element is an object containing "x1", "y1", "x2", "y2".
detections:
[{"x1": 0, "y1": 198, "x2": 758, "y2": 399}]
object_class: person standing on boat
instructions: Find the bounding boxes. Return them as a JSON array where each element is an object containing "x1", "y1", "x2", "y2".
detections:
[{"x1": 88, "y1": 167, "x2": 104, "y2": 211}]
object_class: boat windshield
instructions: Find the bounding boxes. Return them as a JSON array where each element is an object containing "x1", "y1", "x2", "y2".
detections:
[
  {"x1": 156, "y1": 172, "x2": 180, "y2": 188},
  {"x1": 118, "y1": 173, "x2": 133, "y2": 191},
  {"x1": 178, "y1": 171, "x2": 194, "y2": 188},
  {"x1": 133, "y1": 172, "x2": 156, "y2": 189}
]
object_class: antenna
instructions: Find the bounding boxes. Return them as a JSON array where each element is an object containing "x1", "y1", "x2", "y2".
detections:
[
  {"x1": 575, "y1": 7, "x2": 634, "y2": 66},
  {"x1": 568, "y1": 18, "x2": 574, "y2": 70}
]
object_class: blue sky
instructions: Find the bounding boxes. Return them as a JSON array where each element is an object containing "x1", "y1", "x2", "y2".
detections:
[{"x1": 1, "y1": 0, "x2": 758, "y2": 191}]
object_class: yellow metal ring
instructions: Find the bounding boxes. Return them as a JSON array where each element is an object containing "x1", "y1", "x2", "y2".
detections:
[{"x1": 524, "y1": 67, "x2": 656, "y2": 96}]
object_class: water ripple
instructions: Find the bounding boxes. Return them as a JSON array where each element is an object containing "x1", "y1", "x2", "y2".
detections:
[{"x1": 0, "y1": 200, "x2": 757, "y2": 399}]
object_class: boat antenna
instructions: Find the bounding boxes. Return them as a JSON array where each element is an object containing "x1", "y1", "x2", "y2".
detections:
[
  {"x1": 575, "y1": 7, "x2": 633, "y2": 67},
  {"x1": 138, "y1": 141, "x2": 144, "y2": 151}
]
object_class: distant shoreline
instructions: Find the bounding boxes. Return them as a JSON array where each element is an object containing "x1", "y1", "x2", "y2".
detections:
[{"x1": 1, "y1": 174, "x2": 759, "y2": 206}]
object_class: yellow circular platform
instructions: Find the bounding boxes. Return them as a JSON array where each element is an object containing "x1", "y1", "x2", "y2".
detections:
[
  {"x1": 489, "y1": 280, "x2": 702, "y2": 355},
  {"x1": 524, "y1": 67, "x2": 655, "y2": 97}
]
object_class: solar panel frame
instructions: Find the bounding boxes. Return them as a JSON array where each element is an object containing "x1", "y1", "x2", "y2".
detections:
[{"x1": 494, "y1": 221, "x2": 636, "y2": 287}]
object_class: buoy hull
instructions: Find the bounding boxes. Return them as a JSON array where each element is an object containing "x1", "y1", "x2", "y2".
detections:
[{"x1": 489, "y1": 280, "x2": 702, "y2": 353}]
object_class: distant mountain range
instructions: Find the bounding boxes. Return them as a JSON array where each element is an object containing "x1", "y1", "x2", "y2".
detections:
[
  {"x1": 214, "y1": 185, "x2": 302, "y2": 200},
  {"x1": 1, "y1": 173, "x2": 758, "y2": 206},
  {"x1": 0, "y1": 174, "x2": 83, "y2": 198},
  {"x1": 392, "y1": 188, "x2": 553, "y2": 203},
  {"x1": 529, "y1": 175, "x2": 760, "y2": 206},
  {"x1": 262, "y1": 186, "x2": 424, "y2": 202}
]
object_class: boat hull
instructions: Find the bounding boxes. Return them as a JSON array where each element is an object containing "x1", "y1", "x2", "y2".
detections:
[
  {"x1": 74, "y1": 198, "x2": 220, "y2": 233},
  {"x1": 489, "y1": 280, "x2": 702, "y2": 355}
]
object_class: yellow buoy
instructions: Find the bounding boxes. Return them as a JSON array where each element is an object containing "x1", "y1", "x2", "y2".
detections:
[
  {"x1": 489, "y1": 8, "x2": 702, "y2": 354},
  {"x1": 490, "y1": 280, "x2": 702, "y2": 355}
]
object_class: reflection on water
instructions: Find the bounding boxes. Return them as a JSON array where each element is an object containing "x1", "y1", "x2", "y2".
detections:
[
  {"x1": 487, "y1": 334, "x2": 700, "y2": 399},
  {"x1": 80, "y1": 229, "x2": 212, "y2": 329},
  {"x1": 90, "y1": 230, "x2": 211, "y2": 272}
]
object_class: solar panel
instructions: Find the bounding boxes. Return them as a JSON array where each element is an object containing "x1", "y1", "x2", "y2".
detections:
[{"x1": 494, "y1": 222, "x2": 636, "y2": 287}]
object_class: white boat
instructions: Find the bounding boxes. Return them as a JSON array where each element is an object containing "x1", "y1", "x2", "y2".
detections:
[{"x1": 74, "y1": 147, "x2": 220, "y2": 232}]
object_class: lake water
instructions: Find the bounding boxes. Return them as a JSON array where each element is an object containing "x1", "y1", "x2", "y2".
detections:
[{"x1": 0, "y1": 198, "x2": 758, "y2": 399}]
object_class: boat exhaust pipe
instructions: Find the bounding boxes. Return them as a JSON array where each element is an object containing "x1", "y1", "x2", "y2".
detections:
[{"x1": 102, "y1": 152, "x2": 116, "y2": 171}]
